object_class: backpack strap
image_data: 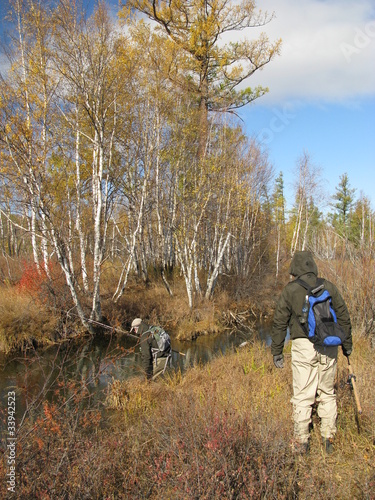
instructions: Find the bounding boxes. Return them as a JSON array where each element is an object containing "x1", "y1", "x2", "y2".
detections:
[
  {"x1": 295, "y1": 277, "x2": 325, "y2": 296},
  {"x1": 151, "y1": 347, "x2": 159, "y2": 365},
  {"x1": 143, "y1": 326, "x2": 153, "y2": 338},
  {"x1": 151, "y1": 347, "x2": 172, "y2": 372},
  {"x1": 295, "y1": 278, "x2": 310, "y2": 292},
  {"x1": 291, "y1": 307, "x2": 309, "y2": 337},
  {"x1": 163, "y1": 351, "x2": 172, "y2": 373},
  {"x1": 290, "y1": 278, "x2": 315, "y2": 337}
]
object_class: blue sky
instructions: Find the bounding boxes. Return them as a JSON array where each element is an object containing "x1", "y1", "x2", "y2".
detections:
[
  {"x1": 241, "y1": 98, "x2": 375, "y2": 212},
  {"x1": 236, "y1": 0, "x2": 375, "y2": 212},
  {"x1": 1, "y1": 0, "x2": 374, "y2": 213}
]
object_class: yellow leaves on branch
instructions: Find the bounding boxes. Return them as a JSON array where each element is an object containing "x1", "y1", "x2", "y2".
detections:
[{"x1": 123, "y1": 0, "x2": 281, "y2": 112}]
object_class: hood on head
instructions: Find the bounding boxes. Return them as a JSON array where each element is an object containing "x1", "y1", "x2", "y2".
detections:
[{"x1": 289, "y1": 251, "x2": 318, "y2": 278}]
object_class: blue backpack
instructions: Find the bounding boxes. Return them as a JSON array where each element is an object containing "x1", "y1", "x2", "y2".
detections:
[{"x1": 296, "y1": 278, "x2": 348, "y2": 347}]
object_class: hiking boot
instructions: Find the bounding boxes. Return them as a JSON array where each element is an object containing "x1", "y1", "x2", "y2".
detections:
[
  {"x1": 293, "y1": 441, "x2": 310, "y2": 455},
  {"x1": 322, "y1": 438, "x2": 334, "y2": 454}
]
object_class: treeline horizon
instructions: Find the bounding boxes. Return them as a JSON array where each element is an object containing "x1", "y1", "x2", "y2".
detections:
[{"x1": 0, "y1": 0, "x2": 374, "y2": 338}]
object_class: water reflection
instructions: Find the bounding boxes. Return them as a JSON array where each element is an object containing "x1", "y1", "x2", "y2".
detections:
[{"x1": 0, "y1": 323, "x2": 275, "y2": 426}]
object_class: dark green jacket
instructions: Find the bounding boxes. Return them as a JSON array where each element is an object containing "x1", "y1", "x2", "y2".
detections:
[
  {"x1": 138, "y1": 321, "x2": 170, "y2": 379},
  {"x1": 138, "y1": 321, "x2": 154, "y2": 379},
  {"x1": 271, "y1": 251, "x2": 352, "y2": 356}
]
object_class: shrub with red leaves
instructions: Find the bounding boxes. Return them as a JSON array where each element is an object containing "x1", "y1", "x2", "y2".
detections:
[{"x1": 17, "y1": 262, "x2": 48, "y2": 293}]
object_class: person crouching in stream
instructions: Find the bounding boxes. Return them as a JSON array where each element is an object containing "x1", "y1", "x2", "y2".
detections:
[{"x1": 131, "y1": 318, "x2": 172, "y2": 381}]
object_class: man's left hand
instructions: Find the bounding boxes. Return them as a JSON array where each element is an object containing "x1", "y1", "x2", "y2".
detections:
[{"x1": 273, "y1": 354, "x2": 284, "y2": 369}]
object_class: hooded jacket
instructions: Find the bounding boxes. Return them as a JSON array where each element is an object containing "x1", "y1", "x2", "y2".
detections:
[
  {"x1": 137, "y1": 320, "x2": 154, "y2": 379},
  {"x1": 271, "y1": 251, "x2": 352, "y2": 356}
]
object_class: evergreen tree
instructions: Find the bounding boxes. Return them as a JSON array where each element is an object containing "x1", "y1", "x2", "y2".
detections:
[
  {"x1": 272, "y1": 171, "x2": 285, "y2": 277},
  {"x1": 121, "y1": 0, "x2": 281, "y2": 159},
  {"x1": 330, "y1": 173, "x2": 356, "y2": 239}
]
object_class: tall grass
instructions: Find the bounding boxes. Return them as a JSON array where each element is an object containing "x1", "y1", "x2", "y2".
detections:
[
  {"x1": 0, "y1": 286, "x2": 58, "y2": 353},
  {"x1": 319, "y1": 254, "x2": 375, "y2": 339},
  {"x1": 2, "y1": 334, "x2": 373, "y2": 499}
]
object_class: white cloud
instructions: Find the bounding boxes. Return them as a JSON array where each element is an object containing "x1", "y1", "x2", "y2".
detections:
[{"x1": 239, "y1": 0, "x2": 375, "y2": 104}]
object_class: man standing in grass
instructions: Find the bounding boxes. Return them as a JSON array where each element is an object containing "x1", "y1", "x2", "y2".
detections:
[{"x1": 271, "y1": 251, "x2": 352, "y2": 454}]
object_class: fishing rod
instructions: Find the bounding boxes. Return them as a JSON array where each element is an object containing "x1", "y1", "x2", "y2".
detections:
[
  {"x1": 64, "y1": 311, "x2": 185, "y2": 356},
  {"x1": 346, "y1": 356, "x2": 362, "y2": 415},
  {"x1": 79, "y1": 315, "x2": 139, "y2": 340}
]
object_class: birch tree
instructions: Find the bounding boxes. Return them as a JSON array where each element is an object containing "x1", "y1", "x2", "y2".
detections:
[
  {"x1": 1, "y1": 1, "x2": 77, "y2": 326},
  {"x1": 173, "y1": 130, "x2": 212, "y2": 307},
  {"x1": 0, "y1": 1, "x2": 133, "y2": 329},
  {"x1": 0, "y1": 0, "x2": 56, "y2": 276},
  {"x1": 290, "y1": 152, "x2": 322, "y2": 255},
  {"x1": 202, "y1": 122, "x2": 240, "y2": 298},
  {"x1": 51, "y1": 1, "x2": 128, "y2": 321},
  {"x1": 350, "y1": 194, "x2": 374, "y2": 248}
]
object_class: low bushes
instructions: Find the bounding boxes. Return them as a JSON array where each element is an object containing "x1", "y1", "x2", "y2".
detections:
[{"x1": 2, "y1": 335, "x2": 373, "y2": 498}]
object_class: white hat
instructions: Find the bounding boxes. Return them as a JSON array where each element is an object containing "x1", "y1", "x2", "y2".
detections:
[{"x1": 131, "y1": 318, "x2": 142, "y2": 331}]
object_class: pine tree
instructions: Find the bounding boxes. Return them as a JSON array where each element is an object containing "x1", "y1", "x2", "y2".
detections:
[
  {"x1": 121, "y1": 0, "x2": 281, "y2": 159},
  {"x1": 330, "y1": 173, "x2": 356, "y2": 239}
]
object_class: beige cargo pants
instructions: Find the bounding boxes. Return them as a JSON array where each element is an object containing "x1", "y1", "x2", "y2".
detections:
[{"x1": 291, "y1": 338, "x2": 338, "y2": 444}]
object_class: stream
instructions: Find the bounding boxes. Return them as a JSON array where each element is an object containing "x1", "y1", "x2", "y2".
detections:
[{"x1": 0, "y1": 322, "x2": 276, "y2": 430}]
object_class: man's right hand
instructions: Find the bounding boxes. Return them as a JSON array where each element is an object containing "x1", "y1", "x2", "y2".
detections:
[
  {"x1": 273, "y1": 354, "x2": 284, "y2": 369},
  {"x1": 342, "y1": 346, "x2": 352, "y2": 357}
]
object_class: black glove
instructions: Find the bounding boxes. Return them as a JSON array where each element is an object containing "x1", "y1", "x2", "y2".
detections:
[
  {"x1": 273, "y1": 354, "x2": 284, "y2": 369},
  {"x1": 342, "y1": 346, "x2": 352, "y2": 357}
]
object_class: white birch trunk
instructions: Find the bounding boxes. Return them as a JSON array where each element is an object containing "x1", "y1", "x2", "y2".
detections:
[
  {"x1": 91, "y1": 130, "x2": 103, "y2": 321},
  {"x1": 175, "y1": 239, "x2": 193, "y2": 309},
  {"x1": 49, "y1": 226, "x2": 92, "y2": 332},
  {"x1": 275, "y1": 226, "x2": 280, "y2": 279},
  {"x1": 291, "y1": 195, "x2": 304, "y2": 256},
  {"x1": 112, "y1": 172, "x2": 148, "y2": 302},
  {"x1": 75, "y1": 105, "x2": 89, "y2": 293},
  {"x1": 301, "y1": 205, "x2": 309, "y2": 251},
  {"x1": 205, "y1": 232, "x2": 231, "y2": 299},
  {"x1": 16, "y1": 1, "x2": 40, "y2": 270}
]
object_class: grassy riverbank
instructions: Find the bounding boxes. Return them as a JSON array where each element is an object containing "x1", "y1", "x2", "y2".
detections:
[
  {"x1": 0, "y1": 286, "x2": 59, "y2": 353},
  {"x1": 1, "y1": 333, "x2": 373, "y2": 498},
  {"x1": 0, "y1": 274, "x2": 259, "y2": 354},
  {"x1": 1, "y1": 250, "x2": 373, "y2": 354}
]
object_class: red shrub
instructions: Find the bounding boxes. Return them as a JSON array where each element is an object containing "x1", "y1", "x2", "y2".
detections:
[{"x1": 17, "y1": 262, "x2": 46, "y2": 293}]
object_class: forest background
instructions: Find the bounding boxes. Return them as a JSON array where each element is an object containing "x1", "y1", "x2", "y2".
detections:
[
  {"x1": 0, "y1": 0, "x2": 374, "y2": 352},
  {"x1": 0, "y1": 1, "x2": 374, "y2": 498}
]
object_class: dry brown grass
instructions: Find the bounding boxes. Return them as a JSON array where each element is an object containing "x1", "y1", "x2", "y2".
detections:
[
  {"x1": 319, "y1": 254, "x2": 375, "y2": 339},
  {"x1": 1, "y1": 333, "x2": 374, "y2": 498},
  {"x1": 0, "y1": 286, "x2": 59, "y2": 353},
  {"x1": 104, "y1": 277, "x2": 233, "y2": 341},
  {"x1": 100, "y1": 334, "x2": 374, "y2": 499},
  {"x1": 2, "y1": 251, "x2": 375, "y2": 354}
]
